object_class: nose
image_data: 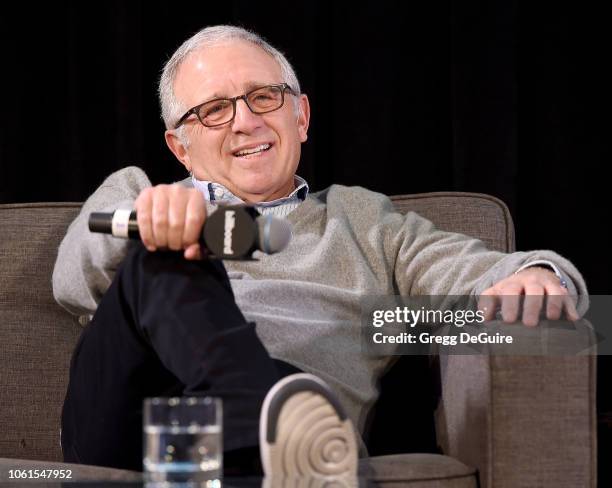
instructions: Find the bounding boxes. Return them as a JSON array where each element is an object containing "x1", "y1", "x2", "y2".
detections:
[{"x1": 231, "y1": 97, "x2": 263, "y2": 133}]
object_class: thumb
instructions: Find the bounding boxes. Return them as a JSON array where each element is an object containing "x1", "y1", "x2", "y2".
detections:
[{"x1": 183, "y1": 243, "x2": 203, "y2": 261}]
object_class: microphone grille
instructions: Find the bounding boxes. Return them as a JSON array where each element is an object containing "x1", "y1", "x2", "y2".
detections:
[{"x1": 256, "y1": 215, "x2": 292, "y2": 253}]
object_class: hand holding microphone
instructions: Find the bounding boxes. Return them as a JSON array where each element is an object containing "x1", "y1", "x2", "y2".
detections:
[
  {"x1": 135, "y1": 185, "x2": 206, "y2": 259},
  {"x1": 88, "y1": 185, "x2": 291, "y2": 260}
]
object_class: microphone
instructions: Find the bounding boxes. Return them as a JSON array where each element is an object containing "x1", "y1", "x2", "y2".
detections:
[{"x1": 88, "y1": 205, "x2": 292, "y2": 259}]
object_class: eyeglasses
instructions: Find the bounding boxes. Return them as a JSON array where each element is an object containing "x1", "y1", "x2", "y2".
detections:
[{"x1": 174, "y1": 83, "x2": 296, "y2": 129}]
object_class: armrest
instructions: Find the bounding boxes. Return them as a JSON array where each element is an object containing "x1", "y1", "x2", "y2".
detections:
[{"x1": 434, "y1": 322, "x2": 597, "y2": 488}]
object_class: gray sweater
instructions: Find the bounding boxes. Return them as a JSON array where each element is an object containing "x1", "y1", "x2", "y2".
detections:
[{"x1": 52, "y1": 166, "x2": 588, "y2": 450}]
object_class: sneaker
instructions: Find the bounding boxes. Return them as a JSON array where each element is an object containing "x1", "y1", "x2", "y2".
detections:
[{"x1": 259, "y1": 373, "x2": 358, "y2": 485}]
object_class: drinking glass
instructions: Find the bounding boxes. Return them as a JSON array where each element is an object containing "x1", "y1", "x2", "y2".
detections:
[{"x1": 143, "y1": 397, "x2": 222, "y2": 485}]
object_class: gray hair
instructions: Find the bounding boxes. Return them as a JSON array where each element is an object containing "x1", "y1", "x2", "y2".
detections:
[{"x1": 158, "y1": 25, "x2": 302, "y2": 140}]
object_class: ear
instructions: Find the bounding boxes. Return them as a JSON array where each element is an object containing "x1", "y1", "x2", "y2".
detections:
[
  {"x1": 165, "y1": 129, "x2": 192, "y2": 172},
  {"x1": 296, "y1": 94, "x2": 311, "y2": 143}
]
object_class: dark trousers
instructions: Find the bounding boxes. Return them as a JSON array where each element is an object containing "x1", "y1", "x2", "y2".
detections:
[{"x1": 61, "y1": 244, "x2": 300, "y2": 472}]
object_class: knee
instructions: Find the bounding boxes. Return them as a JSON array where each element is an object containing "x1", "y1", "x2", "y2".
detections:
[{"x1": 120, "y1": 244, "x2": 234, "y2": 300}]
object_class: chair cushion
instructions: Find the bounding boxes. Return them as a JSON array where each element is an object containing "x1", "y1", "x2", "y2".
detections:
[
  {"x1": 3, "y1": 455, "x2": 477, "y2": 487},
  {"x1": 0, "y1": 457, "x2": 141, "y2": 482},
  {"x1": 359, "y1": 453, "x2": 477, "y2": 487}
]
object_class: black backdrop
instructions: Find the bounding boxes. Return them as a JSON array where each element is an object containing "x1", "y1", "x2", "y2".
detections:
[
  {"x1": 1, "y1": 0, "x2": 611, "y2": 477},
  {"x1": 2, "y1": 1, "x2": 609, "y2": 293}
]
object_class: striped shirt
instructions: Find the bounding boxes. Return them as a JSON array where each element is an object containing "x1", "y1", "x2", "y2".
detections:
[{"x1": 191, "y1": 175, "x2": 309, "y2": 218}]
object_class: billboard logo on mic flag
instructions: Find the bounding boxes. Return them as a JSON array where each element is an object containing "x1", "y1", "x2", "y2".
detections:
[{"x1": 223, "y1": 210, "x2": 236, "y2": 255}]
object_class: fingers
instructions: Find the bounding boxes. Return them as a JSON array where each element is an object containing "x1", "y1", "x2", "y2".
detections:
[
  {"x1": 152, "y1": 188, "x2": 170, "y2": 249},
  {"x1": 135, "y1": 187, "x2": 155, "y2": 251},
  {"x1": 167, "y1": 186, "x2": 190, "y2": 250},
  {"x1": 134, "y1": 184, "x2": 206, "y2": 256},
  {"x1": 500, "y1": 284, "x2": 522, "y2": 324},
  {"x1": 477, "y1": 291, "x2": 498, "y2": 322},
  {"x1": 543, "y1": 279, "x2": 581, "y2": 322},
  {"x1": 544, "y1": 285, "x2": 565, "y2": 321},
  {"x1": 564, "y1": 295, "x2": 579, "y2": 321},
  {"x1": 482, "y1": 280, "x2": 524, "y2": 324},
  {"x1": 479, "y1": 267, "x2": 579, "y2": 326},
  {"x1": 182, "y1": 190, "x2": 206, "y2": 248},
  {"x1": 521, "y1": 284, "x2": 544, "y2": 327},
  {"x1": 184, "y1": 243, "x2": 203, "y2": 261}
]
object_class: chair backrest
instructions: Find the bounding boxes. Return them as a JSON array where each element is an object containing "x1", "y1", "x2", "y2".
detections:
[
  {"x1": 390, "y1": 192, "x2": 514, "y2": 253},
  {"x1": 0, "y1": 193, "x2": 514, "y2": 461}
]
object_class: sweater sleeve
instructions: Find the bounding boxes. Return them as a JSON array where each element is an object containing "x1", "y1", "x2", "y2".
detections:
[
  {"x1": 392, "y1": 210, "x2": 589, "y2": 315},
  {"x1": 52, "y1": 166, "x2": 153, "y2": 316}
]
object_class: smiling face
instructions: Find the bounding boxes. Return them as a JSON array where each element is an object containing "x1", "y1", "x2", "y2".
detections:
[{"x1": 165, "y1": 40, "x2": 310, "y2": 203}]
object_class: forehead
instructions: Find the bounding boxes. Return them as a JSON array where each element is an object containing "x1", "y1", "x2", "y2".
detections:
[{"x1": 173, "y1": 40, "x2": 284, "y2": 106}]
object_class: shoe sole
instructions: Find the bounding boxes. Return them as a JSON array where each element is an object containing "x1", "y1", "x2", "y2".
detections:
[{"x1": 260, "y1": 373, "x2": 358, "y2": 483}]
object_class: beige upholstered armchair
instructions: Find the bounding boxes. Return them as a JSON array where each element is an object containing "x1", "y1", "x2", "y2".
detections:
[{"x1": 0, "y1": 194, "x2": 596, "y2": 487}]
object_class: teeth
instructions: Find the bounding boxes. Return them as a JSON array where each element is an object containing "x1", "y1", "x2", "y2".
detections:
[{"x1": 235, "y1": 144, "x2": 271, "y2": 157}]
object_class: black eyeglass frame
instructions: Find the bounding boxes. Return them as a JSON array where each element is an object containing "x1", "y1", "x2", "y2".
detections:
[{"x1": 173, "y1": 83, "x2": 296, "y2": 129}]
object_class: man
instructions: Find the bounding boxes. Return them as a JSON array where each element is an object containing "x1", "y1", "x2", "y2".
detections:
[{"x1": 54, "y1": 25, "x2": 587, "y2": 479}]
